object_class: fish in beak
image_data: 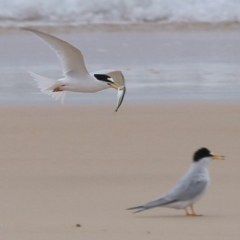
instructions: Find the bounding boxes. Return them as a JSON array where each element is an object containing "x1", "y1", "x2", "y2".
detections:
[
  {"x1": 109, "y1": 81, "x2": 121, "y2": 90},
  {"x1": 115, "y1": 86, "x2": 126, "y2": 112},
  {"x1": 108, "y1": 81, "x2": 126, "y2": 112}
]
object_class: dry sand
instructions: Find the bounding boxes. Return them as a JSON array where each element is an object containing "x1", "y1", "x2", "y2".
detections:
[{"x1": 0, "y1": 103, "x2": 239, "y2": 239}]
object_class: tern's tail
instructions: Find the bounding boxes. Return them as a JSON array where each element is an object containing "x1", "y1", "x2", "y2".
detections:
[
  {"x1": 127, "y1": 198, "x2": 177, "y2": 214},
  {"x1": 29, "y1": 71, "x2": 66, "y2": 104},
  {"x1": 126, "y1": 205, "x2": 149, "y2": 214}
]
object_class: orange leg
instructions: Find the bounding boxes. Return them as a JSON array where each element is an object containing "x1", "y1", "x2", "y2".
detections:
[
  {"x1": 185, "y1": 208, "x2": 191, "y2": 216},
  {"x1": 190, "y1": 205, "x2": 202, "y2": 216},
  {"x1": 53, "y1": 86, "x2": 63, "y2": 92},
  {"x1": 185, "y1": 205, "x2": 202, "y2": 216}
]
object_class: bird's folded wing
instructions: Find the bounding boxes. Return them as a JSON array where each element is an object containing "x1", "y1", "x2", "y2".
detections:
[
  {"x1": 177, "y1": 179, "x2": 208, "y2": 201},
  {"x1": 144, "y1": 197, "x2": 177, "y2": 208},
  {"x1": 24, "y1": 28, "x2": 89, "y2": 76}
]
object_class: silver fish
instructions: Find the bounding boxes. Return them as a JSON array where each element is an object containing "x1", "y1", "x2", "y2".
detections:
[{"x1": 115, "y1": 86, "x2": 126, "y2": 112}]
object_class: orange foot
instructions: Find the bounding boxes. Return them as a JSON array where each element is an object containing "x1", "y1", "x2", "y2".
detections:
[
  {"x1": 53, "y1": 86, "x2": 63, "y2": 92},
  {"x1": 186, "y1": 213, "x2": 203, "y2": 217},
  {"x1": 185, "y1": 206, "x2": 202, "y2": 217}
]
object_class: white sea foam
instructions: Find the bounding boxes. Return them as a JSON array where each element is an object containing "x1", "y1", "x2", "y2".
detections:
[{"x1": 1, "y1": 0, "x2": 240, "y2": 27}]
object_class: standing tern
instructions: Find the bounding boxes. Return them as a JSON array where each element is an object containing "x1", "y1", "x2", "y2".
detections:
[
  {"x1": 24, "y1": 28, "x2": 126, "y2": 112},
  {"x1": 127, "y1": 148, "x2": 224, "y2": 216}
]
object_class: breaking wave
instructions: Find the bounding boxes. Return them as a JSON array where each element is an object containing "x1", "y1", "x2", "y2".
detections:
[{"x1": 1, "y1": 0, "x2": 240, "y2": 27}]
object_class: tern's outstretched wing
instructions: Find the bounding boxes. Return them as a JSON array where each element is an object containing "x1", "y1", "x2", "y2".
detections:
[{"x1": 23, "y1": 28, "x2": 89, "y2": 77}]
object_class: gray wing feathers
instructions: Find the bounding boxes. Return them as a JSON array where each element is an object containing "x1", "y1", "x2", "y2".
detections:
[
  {"x1": 24, "y1": 28, "x2": 89, "y2": 76},
  {"x1": 177, "y1": 179, "x2": 208, "y2": 201},
  {"x1": 127, "y1": 197, "x2": 177, "y2": 214},
  {"x1": 162, "y1": 174, "x2": 208, "y2": 203},
  {"x1": 144, "y1": 197, "x2": 177, "y2": 209},
  {"x1": 107, "y1": 70, "x2": 125, "y2": 86}
]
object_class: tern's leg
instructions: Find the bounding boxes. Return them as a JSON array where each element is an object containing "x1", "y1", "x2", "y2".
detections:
[
  {"x1": 185, "y1": 206, "x2": 202, "y2": 216},
  {"x1": 53, "y1": 86, "x2": 64, "y2": 92},
  {"x1": 189, "y1": 205, "x2": 202, "y2": 216},
  {"x1": 185, "y1": 208, "x2": 191, "y2": 216}
]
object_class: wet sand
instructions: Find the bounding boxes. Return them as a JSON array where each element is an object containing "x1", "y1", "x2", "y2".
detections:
[{"x1": 0, "y1": 103, "x2": 240, "y2": 239}]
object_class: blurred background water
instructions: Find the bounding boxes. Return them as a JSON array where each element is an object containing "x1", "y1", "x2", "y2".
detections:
[{"x1": 1, "y1": 0, "x2": 240, "y2": 26}]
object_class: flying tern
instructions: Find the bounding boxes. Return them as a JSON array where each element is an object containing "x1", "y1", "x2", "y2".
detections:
[{"x1": 24, "y1": 28, "x2": 126, "y2": 112}]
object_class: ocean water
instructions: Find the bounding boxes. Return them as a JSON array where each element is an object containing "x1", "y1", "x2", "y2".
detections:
[
  {"x1": 1, "y1": 0, "x2": 240, "y2": 27},
  {"x1": 0, "y1": 29, "x2": 240, "y2": 105}
]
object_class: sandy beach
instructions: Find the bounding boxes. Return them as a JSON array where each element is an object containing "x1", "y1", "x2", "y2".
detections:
[
  {"x1": 0, "y1": 103, "x2": 239, "y2": 239},
  {"x1": 0, "y1": 20, "x2": 240, "y2": 239}
]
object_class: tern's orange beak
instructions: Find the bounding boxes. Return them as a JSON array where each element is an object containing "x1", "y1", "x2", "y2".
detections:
[
  {"x1": 109, "y1": 82, "x2": 121, "y2": 90},
  {"x1": 211, "y1": 155, "x2": 225, "y2": 160}
]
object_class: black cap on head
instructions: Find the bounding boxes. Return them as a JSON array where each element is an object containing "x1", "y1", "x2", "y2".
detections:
[
  {"x1": 193, "y1": 148, "x2": 212, "y2": 162},
  {"x1": 94, "y1": 74, "x2": 112, "y2": 83}
]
